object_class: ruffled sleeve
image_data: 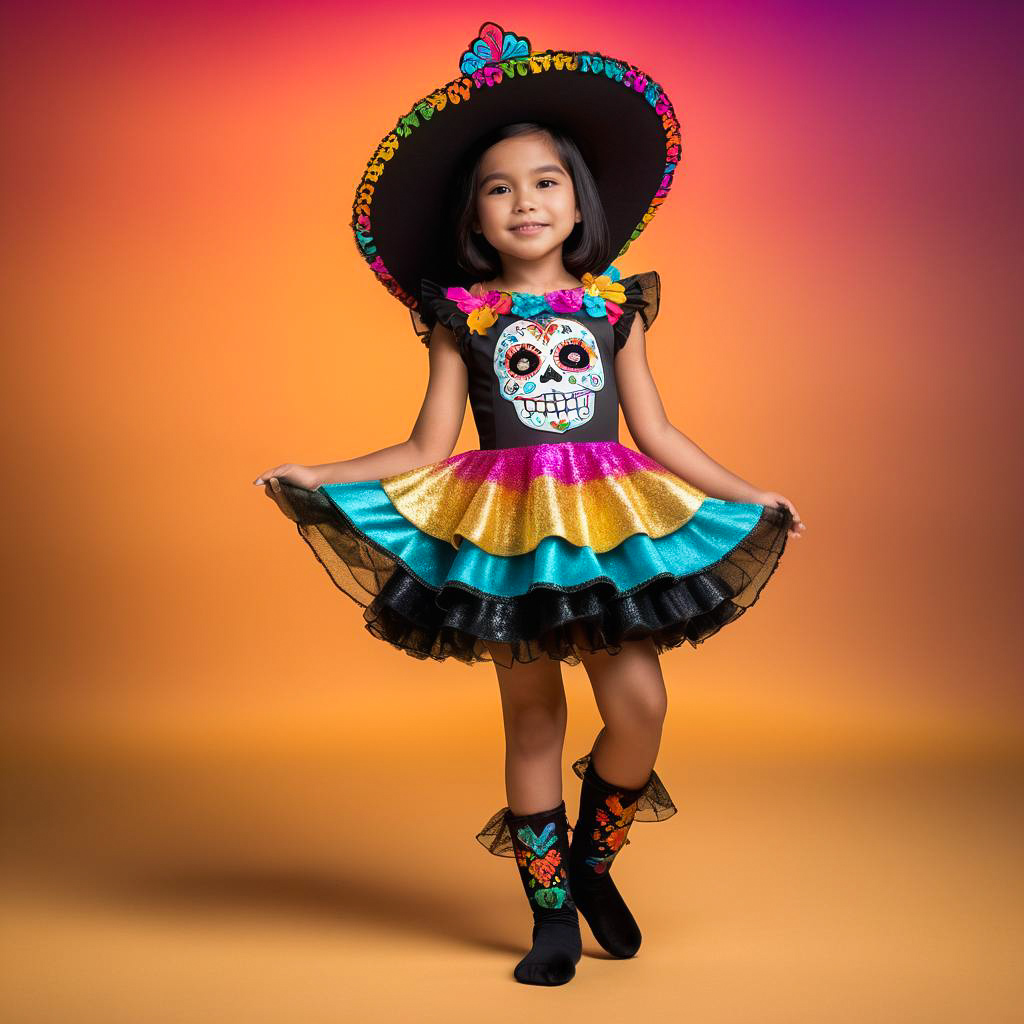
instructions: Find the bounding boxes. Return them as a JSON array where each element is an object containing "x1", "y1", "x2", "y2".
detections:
[
  {"x1": 611, "y1": 270, "x2": 661, "y2": 353},
  {"x1": 409, "y1": 278, "x2": 470, "y2": 352}
]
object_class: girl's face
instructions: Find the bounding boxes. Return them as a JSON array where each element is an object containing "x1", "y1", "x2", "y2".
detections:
[{"x1": 473, "y1": 133, "x2": 582, "y2": 266}]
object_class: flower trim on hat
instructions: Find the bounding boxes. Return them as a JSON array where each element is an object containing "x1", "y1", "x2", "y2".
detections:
[
  {"x1": 352, "y1": 21, "x2": 681, "y2": 315},
  {"x1": 460, "y1": 23, "x2": 531, "y2": 75},
  {"x1": 447, "y1": 264, "x2": 627, "y2": 335}
]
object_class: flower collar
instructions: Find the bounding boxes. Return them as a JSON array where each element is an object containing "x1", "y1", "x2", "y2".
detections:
[{"x1": 445, "y1": 264, "x2": 628, "y2": 335}]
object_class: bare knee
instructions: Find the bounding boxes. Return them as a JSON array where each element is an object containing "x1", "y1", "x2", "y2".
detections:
[
  {"x1": 589, "y1": 667, "x2": 667, "y2": 741},
  {"x1": 582, "y1": 641, "x2": 668, "y2": 734},
  {"x1": 622, "y1": 686, "x2": 668, "y2": 731},
  {"x1": 494, "y1": 655, "x2": 567, "y2": 759},
  {"x1": 503, "y1": 700, "x2": 566, "y2": 758}
]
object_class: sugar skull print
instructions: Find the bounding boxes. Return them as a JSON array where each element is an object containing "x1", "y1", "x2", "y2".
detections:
[{"x1": 493, "y1": 316, "x2": 604, "y2": 434}]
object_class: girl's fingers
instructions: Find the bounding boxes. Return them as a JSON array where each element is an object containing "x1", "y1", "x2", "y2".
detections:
[
  {"x1": 254, "y1": 465, "x2": 286, "y2": 485},
  {"x1": 263, "y1": 482, "x2": 289, "y2": 515}
]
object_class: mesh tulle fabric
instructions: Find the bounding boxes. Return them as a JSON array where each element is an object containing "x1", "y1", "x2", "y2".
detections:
[
  {"x1": 474, "y1": 754, "x2": 677, "y2": 858},
  {"x1": 266, "y1": 476, "x2": 792, "y2": 669},
  {"x1": 414, "y1": 278, "x2": 472, "y2": 352},
  {"x1": 611, "y1": 270, "x2": 661, "y2": 351},
  {"x1": 570, "y1": 753, "x2": 677, "y2": 822}
]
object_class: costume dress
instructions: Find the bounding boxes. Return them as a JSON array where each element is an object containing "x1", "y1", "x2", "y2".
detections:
[
  {"x1": 263, "y1": 19, "x2": 794, "y2": 860},
  {"x1": 267, "y1": 264, "x2": 792, "y2": 675}
]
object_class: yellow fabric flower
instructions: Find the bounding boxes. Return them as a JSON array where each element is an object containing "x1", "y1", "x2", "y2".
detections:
[
  {"x1": 467, "y1": 305, "x2": 499, "y2": 335},
  {"x1": 581, "y1": 272, "x2": 627, "y2": 305}
]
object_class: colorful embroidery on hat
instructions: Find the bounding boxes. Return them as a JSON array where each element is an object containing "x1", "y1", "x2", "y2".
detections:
[
  {"x1": 350, "y1": 20, "x2": 681, "y2": 318},
  {"x1": 460, "y1": 22, "x2": 532, "y2": 75}
]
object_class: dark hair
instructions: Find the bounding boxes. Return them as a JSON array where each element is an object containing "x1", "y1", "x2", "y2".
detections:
[{"x1": 447, "y1": 122, "x2": 613, "y2": 281}]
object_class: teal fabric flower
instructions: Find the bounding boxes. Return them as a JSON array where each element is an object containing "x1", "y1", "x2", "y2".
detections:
[
  {"x1": 511, "y1": 292, "x2": 549, "y2": 317},
  {"x1": 488, "y1": 264, "x2": 625, "y2": 320},
  {"x1": 459, "y1": 23, "x2": 531, "y2": 75}
]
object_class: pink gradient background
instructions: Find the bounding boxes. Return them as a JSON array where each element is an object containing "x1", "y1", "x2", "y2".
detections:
[{"x1": 3, "y1": 3, "x2": 1021, "y2": 749}]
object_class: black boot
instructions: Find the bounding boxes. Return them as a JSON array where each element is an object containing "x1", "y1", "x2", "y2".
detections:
[
  {"x1": 568, "y1": 757, "x2": 647, "y2": 958},
  {"x1": 506, "y1": 801, "x2": 583, "y2": 985}
]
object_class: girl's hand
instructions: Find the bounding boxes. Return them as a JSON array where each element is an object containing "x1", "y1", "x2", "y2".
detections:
[
  {"x1": 252, "y1": 463, "x2": 324, "y2": 490},
  {"x1": 754, "y1": 491, "x2": 806, "y2": 540}
]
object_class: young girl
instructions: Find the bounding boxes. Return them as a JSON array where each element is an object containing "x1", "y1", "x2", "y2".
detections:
[{"x1": 254, "y1": 22, "x2": 805, "y2": 987}]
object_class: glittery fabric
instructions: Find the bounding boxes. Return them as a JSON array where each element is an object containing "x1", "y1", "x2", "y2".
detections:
[
  {"x1": 380, "y1": 441, "x2": 707, "y2": 556},
  {"x1": 264, "y1": 473, "x2": 792, "y2": 668},
  {"x1": 475, "y1": 753, "x2": 678, "y2": 858},
  {"x1": 448, "y1": 441, "x2": 665, "y2": 485},
  {"x1": 319, "y1": 477, "x2": 768, "y2": 597}
]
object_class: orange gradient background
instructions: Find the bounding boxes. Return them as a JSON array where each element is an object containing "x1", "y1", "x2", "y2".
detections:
[{"x1": 3, "y1": 4, "x2": 1021, "y2": 1022}]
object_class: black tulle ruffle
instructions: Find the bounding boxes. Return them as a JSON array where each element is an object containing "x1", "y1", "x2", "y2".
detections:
[
  {"x1": 266, "y1": 477, "x2": 792, "y2": 670},
  {"x1": 474, "y1": 752, "x2": 678, "y2": 858}
]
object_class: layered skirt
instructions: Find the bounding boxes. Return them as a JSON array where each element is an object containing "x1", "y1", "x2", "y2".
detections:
[{"x1": 264, "y1": 440, "x2": 792, "y2": 669}]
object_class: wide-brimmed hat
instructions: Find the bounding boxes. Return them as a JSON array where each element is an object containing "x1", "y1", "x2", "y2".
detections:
[{"x1": 350, "y1": 20, "x2": 681, "y2": 317}]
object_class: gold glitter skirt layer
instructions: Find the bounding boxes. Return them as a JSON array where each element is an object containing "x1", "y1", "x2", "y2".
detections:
[{"x1": 380, "y1": 462, "x2": 707, "y2": 556}]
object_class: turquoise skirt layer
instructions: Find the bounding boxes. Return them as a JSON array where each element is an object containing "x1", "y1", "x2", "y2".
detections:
[{"x1": 318, "y1": 479, "x2": 766, "y2": 599}]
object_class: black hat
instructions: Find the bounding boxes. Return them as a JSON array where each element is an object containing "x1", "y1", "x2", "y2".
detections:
[{"x1": 351, "y1": 20, "x2": 681, "y2": 318}]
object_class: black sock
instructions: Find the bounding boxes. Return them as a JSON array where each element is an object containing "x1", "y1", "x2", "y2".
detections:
[
  {"x1": 506, "y1": 801, "x2": 582, "y2": 985},
  {"x1": 569, "y1": 759, "x2": 645, "y2": 958}
]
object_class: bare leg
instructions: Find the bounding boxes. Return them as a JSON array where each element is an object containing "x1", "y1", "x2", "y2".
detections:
[
  {"x1": 491, "y1": 652, "x2": 568, "y2": 815},
  {"x1": 578, "y1": 637, "x2": 668, "y2": 788}
]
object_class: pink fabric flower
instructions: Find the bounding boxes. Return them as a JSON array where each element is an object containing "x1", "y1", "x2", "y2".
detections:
[
  {"x1": 445, "y1": 287, "x2": 512, "y2": 316},
  {"x1": 604, "y1": 300, "x2": 623, "y2": 325},
  {"x1": 546, "y1": 288, "x2": 584, "y2": 313}
]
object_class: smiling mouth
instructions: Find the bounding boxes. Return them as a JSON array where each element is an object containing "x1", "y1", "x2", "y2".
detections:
[
  {"x1": 514, "y1": 389, "x2": 591, "y2": 416},
  {"x1": 510, "y1": 223, "x2": 548, "y2": 233}
]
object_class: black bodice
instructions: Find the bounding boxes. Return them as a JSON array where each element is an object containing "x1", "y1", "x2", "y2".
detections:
[{"x1": 413, "y1": 271, "x2": 661, "y2": 451}]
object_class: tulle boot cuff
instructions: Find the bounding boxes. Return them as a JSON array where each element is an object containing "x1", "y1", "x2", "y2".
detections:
[{"x1": 474, "y1": 754, "x2": 676, "y2": 857}]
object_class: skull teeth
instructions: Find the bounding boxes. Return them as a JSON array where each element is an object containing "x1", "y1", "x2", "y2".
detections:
[{"x1": 517, "y1": 390, "x2": 591, "y2": 416}]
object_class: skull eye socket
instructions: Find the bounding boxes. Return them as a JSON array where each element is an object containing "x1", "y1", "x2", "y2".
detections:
[
  {"x1": 505, "y1": 343, "x2": 542, "y2": 378},
  {"x1": 556, "y1": 342, "x2": 592, "y2": 372}
]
